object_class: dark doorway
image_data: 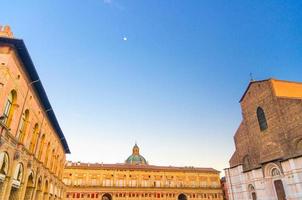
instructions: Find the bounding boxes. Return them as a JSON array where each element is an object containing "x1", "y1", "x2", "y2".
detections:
[
  {"x1": 274, "y1": 180, "x2": 286, "y2": 200},
  {"x1": 252, "y1": 192, "x2": 257, "y2": 200},
  {"x1": 178, "y1": 193, "x2": 187, "y2": 200},
  {"x1": 102, "y1": 193, "x2": 112, "y2": 200}
]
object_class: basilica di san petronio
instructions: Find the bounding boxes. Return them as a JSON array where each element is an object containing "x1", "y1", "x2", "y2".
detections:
[{"x1": 0, "y1": 25, "x2": 301, "y2": 200}]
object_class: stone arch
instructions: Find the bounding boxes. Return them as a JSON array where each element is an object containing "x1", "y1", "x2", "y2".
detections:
[
  {"x1": 264, "y1": 163, "x2": 281, "y2": 177},
  {"x1": 8, "y1": 162, "x2": 24, "y2": 200},
  {"x1": 0, "y1": 152, "x2": 9, "y2": 198},
  {"x1": 34, "y1": 176, "x2": 43, "y2": 200},
  {"x1": 24, "y1": 171, "x2": 35, "y2": 199},
  {"x1": 102, "y1": 193, "x2": 112, "y2": 200},
  {"x1": 264, "y1": 163, "x2": 286, "y2": 199},
  {"x1": 43, "y1": 179, "x2": 49, "y2": 199},
  {"x1": 178, "y1": 193, "x2": 187, "y2": 200}
]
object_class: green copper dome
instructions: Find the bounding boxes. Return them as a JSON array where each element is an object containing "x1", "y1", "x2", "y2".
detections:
[{"x1": 125, "y1": 144, "x2": 148, "y2": 165}]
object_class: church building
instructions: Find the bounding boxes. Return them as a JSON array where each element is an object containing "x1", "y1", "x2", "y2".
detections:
[
  {"x1": 225, "y1": 79, "x2": 302, "y2": 200},
  {"x1": 63, "y1": 144, "x2": 223, "y2": 200}
]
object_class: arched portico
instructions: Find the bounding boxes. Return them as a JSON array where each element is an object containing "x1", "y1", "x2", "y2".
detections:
[
  {"x1": 102, "y1": 193, "x2": 112, "y2": 200},
  {"x1": 43, "y1": 179, "x2": 49, "y2": 200},
  {"x1": 178, "y1": 193, "x2": 187, "y2": 200},
  {"x1": 0, "y1": 152, "x2": 9, "y2": 197},
  {"x1": 34, "y1": 176, "x2": 43, "y2": 200},
  {"x1": 24, "y1": 171, "x2": 35, "y2": 200},
  {"x1": 8, "y1": 163, "x2": 23, "y2": 200}
]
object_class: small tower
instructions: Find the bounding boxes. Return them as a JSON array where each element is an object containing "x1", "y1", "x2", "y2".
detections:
[{"x1": 0, "y1": 25, "x2": 14, "y2": 38}]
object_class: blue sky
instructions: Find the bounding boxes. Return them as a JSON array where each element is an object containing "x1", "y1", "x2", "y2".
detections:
[{"x1": 1, "y1": 0, "x2": 302, "y2": 173}]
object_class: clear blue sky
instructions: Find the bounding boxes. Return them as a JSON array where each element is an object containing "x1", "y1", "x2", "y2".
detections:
[{"x1": 1, "y1": 0, "x2": 302, "y2": 173}]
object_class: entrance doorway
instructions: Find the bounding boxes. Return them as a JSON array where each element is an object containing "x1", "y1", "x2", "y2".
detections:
[
  {"x1": 274, "y1": 180, "x2": 286, "y2": 200},
  {"x1": 102, "y1": 193, "x2": 112, "y2": 200},
  {"x1": 178, "y1": 194, "x2": 187, "y2": 200},
  {"x1": 251, "y1": 192, "x2": 257, "y2": 200}
]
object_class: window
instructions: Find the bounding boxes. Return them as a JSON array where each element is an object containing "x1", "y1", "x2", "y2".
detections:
[
  {"x1": 103, "y1": 179, "x2": 111, "y2": 186},
  {"x1": 91, "y1": 178, "x2": 97, "y2": 186},
  {"x1": 44, "y1": 142, "x2": 50, "y2": 165},
  {"x1": 129, "y1": 180, "x2": 137, "y2": 187},
  {"x1": 0, "y1": 152, "x2": 9, "y2": 177},
  {"x1": 18, "y1": 109, "x2": 29, "y2": 143},
  {"x1": 257, "y1": 107, "x2": 268, "y2": 131},
  {"x1": 13, "y1": 163, "x2": 23, "y2": 182},
  {"x1": 155, "y1": 180, "x2": 160, "y2": 187},
  {"x1": 271, "y1": 168, "x2": 281, "y2": 177},
  {"x1": 2, "y1": 90, "x2": 17, "y2": 127},
  {"x1": 116, "y1": 179, "x2": 124, "y2": 187},
  {"x1": 243, "y1": 155, "x2": 251, "y2": 170},
  {"x1": 142, "y1": 180, "x2": 148, "y2": 187},
  {"x1": 38, "y1": 135, "x2": 45, "y2": 160},
  {"x1": 29, "y1": 124, "x2": 39, "y2": 153}
]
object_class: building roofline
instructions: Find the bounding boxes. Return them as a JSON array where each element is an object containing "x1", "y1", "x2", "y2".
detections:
[
  {"x1": 0, "y1": 37, "x2": 70, "y2": 154},
  {"x1": 65, "y1": 162, "x2": 220, "y2": 173},
  {"x1": 239, "y1": 79, "x2": 272, "y2": 103},
  {"x1": 239, "y1": 78, "x2": 302, "y2": 103}
]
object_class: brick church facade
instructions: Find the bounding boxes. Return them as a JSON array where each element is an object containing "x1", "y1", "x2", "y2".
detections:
[{"x1": 225, "y1": 79, "x2": 302, "y2": 200}]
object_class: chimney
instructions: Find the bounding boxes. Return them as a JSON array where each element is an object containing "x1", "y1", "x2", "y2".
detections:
[{"x1": 0, "y1": 25, "x2": 14, "y2": 38}]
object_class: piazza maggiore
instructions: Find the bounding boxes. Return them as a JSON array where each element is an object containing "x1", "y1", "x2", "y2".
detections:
[
  {"x1": 0, "y1": 25, "x2": 302, "y2": 200},
  {"x1": 0, "y1": 26, "x2": 223, "y2": 200}
]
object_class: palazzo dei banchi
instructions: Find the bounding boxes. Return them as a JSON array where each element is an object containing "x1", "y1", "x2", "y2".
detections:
[{"x1": 0, "y1": 26, "x2": 301, "y2": 200}]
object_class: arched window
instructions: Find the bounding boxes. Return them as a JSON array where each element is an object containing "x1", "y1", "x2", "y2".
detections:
[
  {"x1": 243, "y1": 155, "x2": 251, "y2": 170},
  {"x1": 248, "y1": 184, "x2": 257, "y2": 200},
  {"x1": 44, "y1": 142, "x2": 50, "y2": 166},
  {"x1": 271, "y1": 168, "x2": 281, "y2": 177},
  {"x1": 49, "y1": 149, "x2": 55, "y2": 169},
  {"x1": 38, "y1": 135, "x2": 45, "y2": 160},
  {"x1": 0, "y1": 152, "x2": 9, "y2": 177},
  {"x1": 257, "y1": 107, "x2": 268, "y2": 131},
  {"x1": 29, "y1": 123, "x2": 39, "y2": 153},
  {"x1": 18, "y1": 109, "x2": 29, "y2": 143},
  {"x1": 2, "y1": 90, "x2": 17, "y2": 127},
  {"x1": 13, "y1": 163, "x2": 23, "y2": 182}
]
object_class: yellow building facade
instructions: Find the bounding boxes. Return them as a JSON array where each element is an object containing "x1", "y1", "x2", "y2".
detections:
[
  {"x1": 0, "y1": 26, "x2": 70, "y2": 200},
  {"x1": 63, "y1": 145, "x2": 223, "y2": 200}
]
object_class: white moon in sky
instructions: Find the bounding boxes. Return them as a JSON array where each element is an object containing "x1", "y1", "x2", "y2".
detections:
[{"x1": 123, "y1": 37, "x2": 127, "y2": 41}]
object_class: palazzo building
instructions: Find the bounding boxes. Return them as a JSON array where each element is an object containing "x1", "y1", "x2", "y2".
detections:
[
  {"x1": 0, "y1": 26, "x2": 70, "y2": 199},
  {"x1": 225, "y1": 79, "x2": 302, "y2": 200},
  {"x1": 63, "y1": 144, "x2": 223, "y2": 200}
]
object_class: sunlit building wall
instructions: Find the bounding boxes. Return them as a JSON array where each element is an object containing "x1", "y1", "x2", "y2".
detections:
[
  {"x1": 63, "y1": 145, "x2": 223, "y2": 200},
  {"x1": 0, "y1": 26, "x2": 70, "y2": 200}
]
